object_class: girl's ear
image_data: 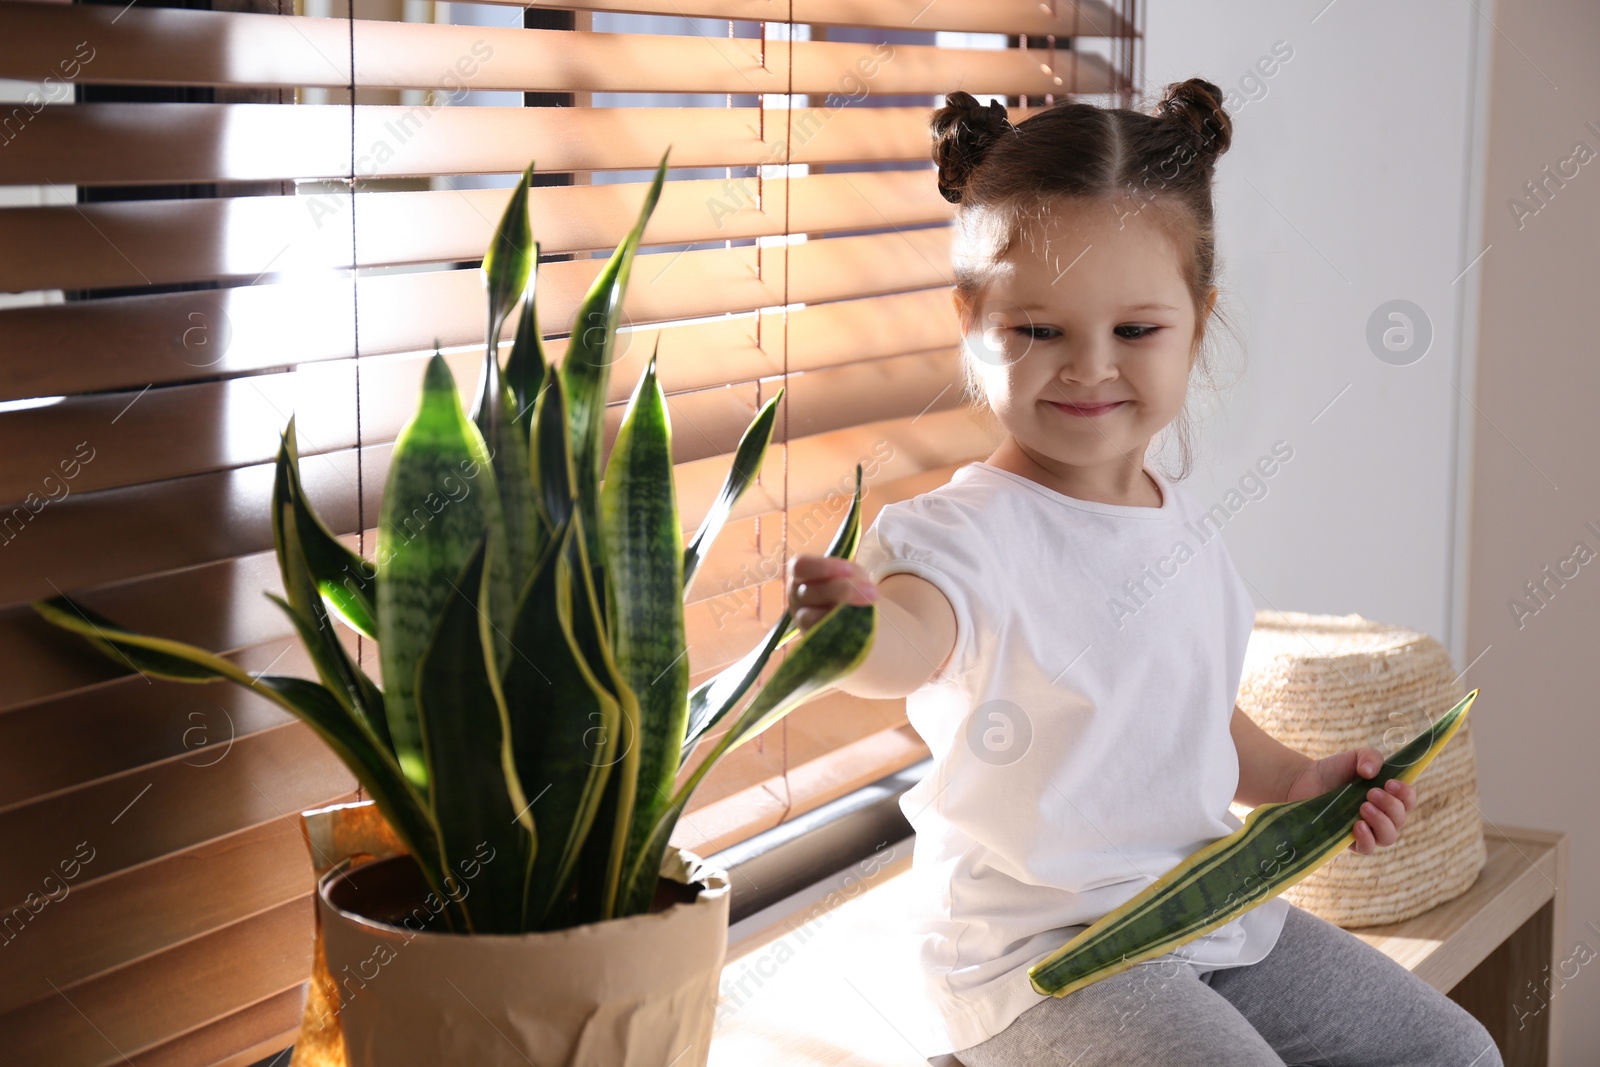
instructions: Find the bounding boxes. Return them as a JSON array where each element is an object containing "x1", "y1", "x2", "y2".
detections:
[
  {"x1": 952, "y1": 287, "x2": 973, "y2": 333},
  {"x1": 1191, "y1": 286, "x2": 1219, "y2": 365}
]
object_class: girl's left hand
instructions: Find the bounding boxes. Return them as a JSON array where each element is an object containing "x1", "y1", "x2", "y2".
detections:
[{"x1": 1283, "y1": 747, "x2": 1417, "y2": 855}]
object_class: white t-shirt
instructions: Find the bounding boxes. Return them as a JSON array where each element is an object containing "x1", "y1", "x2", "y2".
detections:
[{"x1": 856, "y1": 460, "x2": 1289, "y2": 1058}]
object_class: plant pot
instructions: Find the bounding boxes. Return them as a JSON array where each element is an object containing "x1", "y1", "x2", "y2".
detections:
[{"x1": 315, "y1": 850, "x2": 731, "y2": 1067}]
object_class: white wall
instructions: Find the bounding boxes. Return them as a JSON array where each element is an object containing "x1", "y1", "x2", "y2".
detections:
[
  {"x1": 1148, "y1": 4, "x2": 1600, "y2": 1064},
  {"x1": 1143, "y1": 1, "x2": 1486, "y2": 667}
]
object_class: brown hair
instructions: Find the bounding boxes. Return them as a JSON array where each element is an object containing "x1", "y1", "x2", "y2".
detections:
[{"x1": 930, "y1": 79, "x2": 1243, "y2": 481}]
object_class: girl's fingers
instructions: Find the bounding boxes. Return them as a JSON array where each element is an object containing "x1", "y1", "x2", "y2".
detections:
[
  {"x1": 1360, "y1": 801, "x2": 1397, "y2": 846},
  {"x1": 1355, "y1": 747, "x2": 1384, "y2": 778},
  {"x1": 1386, "y1": 778, "x2": 1416, "y2": 812},
  {"x1": 787, "y1": 556, "x2": 878, "y2": 634},
  {"x1": 790, "y1": 555, "x2": 857, "y2": 584},
  {"x1": 795, "y1": 575, "x2": 876, "y2": 607},
  {"x1": 1367, "y1": 786, "x2": 1404, "y2": 824}
]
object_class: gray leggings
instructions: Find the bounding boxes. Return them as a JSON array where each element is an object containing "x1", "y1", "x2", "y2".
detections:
[{"x1": 952, "y1": 903, "x2": 1502, "y2": 1067}]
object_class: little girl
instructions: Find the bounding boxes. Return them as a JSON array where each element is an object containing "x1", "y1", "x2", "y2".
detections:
[{"x1": 784, "y1": 81, "x2": 1501, "y2": 1067}]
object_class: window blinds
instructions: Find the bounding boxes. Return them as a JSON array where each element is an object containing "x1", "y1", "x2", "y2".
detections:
[{"x1": 0, "y1": 0, "x2": 1140, "y2": 1060}]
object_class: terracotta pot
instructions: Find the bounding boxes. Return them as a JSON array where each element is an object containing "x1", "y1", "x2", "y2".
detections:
[{"x1": 316, "y1": 851, "x2": 731, "y2": 1067}]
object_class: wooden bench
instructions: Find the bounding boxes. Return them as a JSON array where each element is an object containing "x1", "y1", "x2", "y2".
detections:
[{"x1": 707, "y1": 823, "x2": 1567, "y2": 1067}]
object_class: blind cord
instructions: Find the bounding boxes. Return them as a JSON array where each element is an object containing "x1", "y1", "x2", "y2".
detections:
[
  {"x1": 346, "y1": 3, "x2": 365, "y2": 677},
  {"x1": 774, "y1": 1, "x2": 796, "y2": 823}
]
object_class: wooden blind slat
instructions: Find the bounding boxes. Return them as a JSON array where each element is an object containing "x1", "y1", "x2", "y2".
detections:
[
  {"x1": 1, "y1": 169, "x2": 952, "y2": 293},
  {"x1": 0, "y1": 639, "x2": 334, "y2": 810},
  {"x1": 0, "y1": 810, "x2": 336, "y2": 1017},
  {"x1": 0, "y1": 407, "x2": 988, "y2": 712},
  {"x1": 0, "y1": 346, "x2": 964, "y2": 601},
  {"x1": 0, "y1": 442, "x2": 383, "y2": 609},
  {"x1": 0, "y1": 228, "x2": 954, "y2": 402},
  {"x1": 686, "y1": 456, "x2": 974, "y2": 610},
  {"x1": 0, "y1": 896, "x2": 315, "y2": 1066},
  {"x1": 778, "y1": 346, "x2": 964, "y2": 443},
  {"x1": 0, "y1": 340, "x2": 960, "y2": 523},
  {"x1": 0, "y1": 3, "x2": 1113, "y2": 96},
  {"x1": 0, "y1": 360, "x2": 361, "y2": 503},
  {"x1": 0, "y1": 104, "x2": 992, "y2": 186},
  {"x1": 0, "y1": 554, "x2": 299, "y2": 714},
  {"x1": 556, "y1": 286, "x2": 961, "y2": 401},
  {"x1": 131, "y1": 985, "x2": 304, "y2": 1067},
  {"x1": 444, "y1": 0, "x2": 1135, "y2": 37},
  {"x1": 0, "y1": 721, "x2": 351, "y2": 915},
  {"x1": 1, "y1": 281, "x2": 959, "y2": 406},
  {"x1": 762, "y1": 404, "x2": 996, "y2": 523}
]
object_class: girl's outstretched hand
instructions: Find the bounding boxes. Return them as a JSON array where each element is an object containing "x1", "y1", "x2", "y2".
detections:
[
  {"x1": 1283, "y1": 747, "x2": 1417, "y2": 855},
  {"x1": 785, "y1": 554, "x2": 879, "y2": 633}
]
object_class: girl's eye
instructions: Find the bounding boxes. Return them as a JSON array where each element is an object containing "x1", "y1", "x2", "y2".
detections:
[
  {"x1": 1116, "y1": 325, "x2": 1161, "y2": 340},
  {"x1": 1015, "y1": 325, "x2": 1061, "y2": 340}
]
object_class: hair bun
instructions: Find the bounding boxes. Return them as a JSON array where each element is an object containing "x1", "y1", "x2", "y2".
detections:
[
  {"x1": 1156, "y1": 78, "x2": 1233, "y2": 164},
  {"x1": 931, "y1": 91, "x2": 1012, "y2": 204}
]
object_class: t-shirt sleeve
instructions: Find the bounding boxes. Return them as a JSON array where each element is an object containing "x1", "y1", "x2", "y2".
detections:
[{"x1": 855, "y1": 495, "x2": 996, "y2": 685}]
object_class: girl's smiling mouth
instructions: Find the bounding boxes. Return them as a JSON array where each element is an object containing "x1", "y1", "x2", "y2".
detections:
[{"x1": 1045, "y1": 399, "x2": 1127, "y2": 418}]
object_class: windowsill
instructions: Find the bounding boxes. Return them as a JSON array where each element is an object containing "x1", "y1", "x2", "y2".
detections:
[
  {"x1": 706, "y1": 823, "x2": 1566, "y2": 1066},
  {"x1": 702, "y1": 759, "x2": 929, "y2": 929}
]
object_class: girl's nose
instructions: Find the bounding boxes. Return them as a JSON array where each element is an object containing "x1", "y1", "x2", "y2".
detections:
[{"x1": 1057, "y1": 342, "x2": 1117, "y2": 386}]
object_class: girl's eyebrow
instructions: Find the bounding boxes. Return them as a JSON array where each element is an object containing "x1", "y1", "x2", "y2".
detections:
[{"x1": 1002, "y1": 302, "x2": 1180, "y2": 314}]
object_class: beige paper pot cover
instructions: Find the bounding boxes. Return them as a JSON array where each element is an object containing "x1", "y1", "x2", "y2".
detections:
[
  {"x1": 1230, "y1": 611, "x2": 1487, "y2": 928},
  {"x1": 290, "y1": 800, "x2": 731, "y2": 1067}
]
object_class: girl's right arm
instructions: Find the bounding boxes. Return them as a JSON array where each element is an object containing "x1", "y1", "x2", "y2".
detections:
[{"x1": 785, "y1": 555, "x2": 958, "y2": 699}]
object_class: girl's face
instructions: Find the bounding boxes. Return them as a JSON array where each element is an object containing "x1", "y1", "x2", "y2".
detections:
[{"x1": 963, "y1": 198, "x2": 1215, "y2": 504}]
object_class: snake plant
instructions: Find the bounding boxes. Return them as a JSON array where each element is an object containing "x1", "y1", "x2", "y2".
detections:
[
  {"x1": 1029, "y1": 687, "x2": 1480, "y2": 996},
  {"x1": 32, "y1": 152, "x2": 879, "y2": 934}
]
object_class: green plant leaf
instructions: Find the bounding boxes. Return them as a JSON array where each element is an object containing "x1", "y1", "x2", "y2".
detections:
[
  {"x1": 610, "y1": 151, "x2": 669, "y2": 298},
  {"x1": 493, "y1": 514, "x2": 622, "y2": 930},
  {"x1": 271, "y1": 432, "x2": 389, "y2": 751},
  {"x1": 626, "y1": 469, "x2": 872, "y2": 912},
  {"x1": 559, "y1": 150, "x2": 669, "y2": 624},
  {"x1": 504, "y1": 250, "x2": 548, "y2": 440},
  {"x1": 1027, "y1": 689, "x2": 1480, "y2": 996},
  {"x1": 680, "y1": 463, "x2": 868, "y2": 760},
  {"x1": 473, "y1": 350, "x2": 542, "y2": 607},
  {"x1": 599, "y1": 345, "x2": 690, "y2": 920},
  {"x1": 560, "y1": 504, "x2": 642, "y2": 925},
  {"x1": 680, "y1": 610, "x2": 788, "y2": 768},
  {"x1": 413, "y1": 532, "x2": 532, "y2": 934},
  {"x1": 475, "y1": 168, "x2": 544, "y2": 602},
  {"x1": 378, "y1": 352, "x2": 513, "y2": 790},
  {"x1": 273, "y1": 417, "x2": 377, "y2": 640},
  {"x1": 265, "y1": 589, "x2": 390, "y2": 755},
  {"x1": 622, "y1": 596, "x2": 877, "y2": 915},
  {"x1": 482, "y1": 163, "x2": 535, "y2": 357},
  {"x1": 530, "y1": 366, "x2": 575, "y2": 538},
  {"x1": 682, "y1": 386, "x2": 783, "y2": 599},
  {"x1": 27, "y1": 594, "x2": 458, "y2": 927},
  {"x1": 827, "y1": 463, "x2": 869, "y2": 561}
]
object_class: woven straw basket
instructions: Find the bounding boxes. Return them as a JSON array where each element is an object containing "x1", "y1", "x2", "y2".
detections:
[{"x1": 1228, "y1": 610, "x2": 1487, "y2": 928}]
